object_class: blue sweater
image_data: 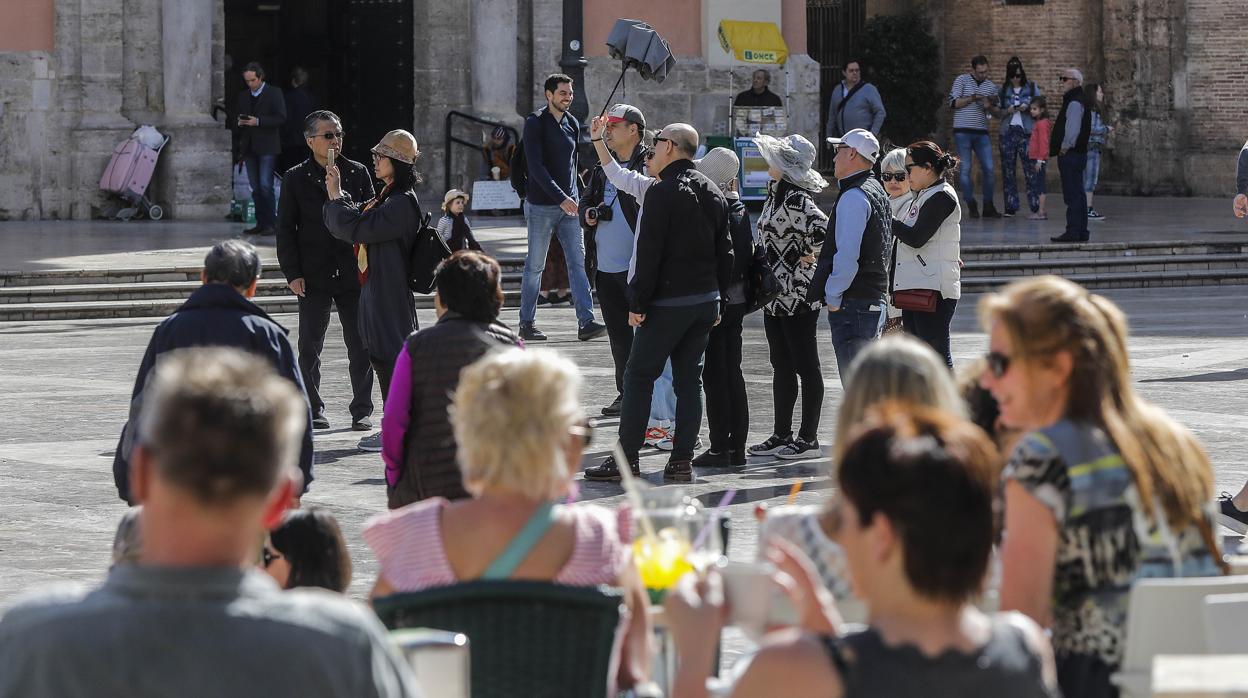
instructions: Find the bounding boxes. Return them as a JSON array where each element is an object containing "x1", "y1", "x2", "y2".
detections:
[{"x1": 523, "y1": 107, "x2": 580, "y2": 206}]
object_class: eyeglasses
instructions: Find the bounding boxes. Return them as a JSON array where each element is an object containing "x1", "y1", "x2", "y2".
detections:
[
  {"x1": 313, "y1": 131, "x2": 345, "y2": 141},
  {"x1": 880, "y1": 172, "x2": 907, "y2": 182},
  {"x1": 261, "y1": 546, "x2": 282, "y2": 568},
  {"x1": 985, "y1": 350, "x2": 1012, "y2": 378},
  {"x1": 1058, "y1": 76, "x2": 1073, "y2": 82},
  {"x1": 568, "y1": 420, "x2": 594, "y2": 446}
]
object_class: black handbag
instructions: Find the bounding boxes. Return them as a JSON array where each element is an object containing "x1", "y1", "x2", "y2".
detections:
[
  {"x1": 407, "y1": 210, "x2": 452, "y2": 294},
  {"x1": 745, "y1": 245, "x2": 782, "y2": 314}
]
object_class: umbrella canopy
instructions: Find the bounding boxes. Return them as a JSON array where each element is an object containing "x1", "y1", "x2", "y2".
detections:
[{"x1": 605, "y1": 19, "x2": 676, "y2": 83}]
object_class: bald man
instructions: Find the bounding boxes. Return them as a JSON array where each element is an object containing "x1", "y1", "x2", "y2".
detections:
[{"x1": 584, "y1": 123, "x2": 735, "y2": 484}]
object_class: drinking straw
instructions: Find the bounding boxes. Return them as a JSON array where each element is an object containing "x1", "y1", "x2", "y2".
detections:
[
  {"x1": 612, "y1": 441, "x2": 658, "y2": 540},
  {"x1": 786, "y1": 481, "x2": 803, "y2": 505},
  {"x1": 691, "y1": 488, "x2": 736, "y2": 551}
]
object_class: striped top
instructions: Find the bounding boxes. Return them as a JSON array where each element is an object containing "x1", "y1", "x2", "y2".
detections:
[
  {"x1": 363, "y1": 498, "x2": 633, "y2": 591},
  {"x1": 948, "y1": 73, "x2": 998, "y2": 133}
]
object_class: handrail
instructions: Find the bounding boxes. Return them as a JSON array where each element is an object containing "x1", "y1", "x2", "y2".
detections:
[{"x1": 444, "y1": 111, "x2": 521, "y2": 193}]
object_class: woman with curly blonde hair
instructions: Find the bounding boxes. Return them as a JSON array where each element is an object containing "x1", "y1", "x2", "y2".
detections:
[{"x1": 980, "y1": 275, "x2": 1222, "y2": 698}]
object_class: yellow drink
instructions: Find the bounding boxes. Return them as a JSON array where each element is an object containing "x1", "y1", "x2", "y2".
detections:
[{"x1": 632, "y1": 527, "x2": 693, "y2": 590}]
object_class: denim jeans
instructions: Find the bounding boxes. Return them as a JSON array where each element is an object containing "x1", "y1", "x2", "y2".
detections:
[
  {"x1": 1083, "y1": 149, "x2": 1102, "y2": 194},
  {"x1": 901, "y1": 296, "x2": 959, "y2": 369},
  {"x1": 1000, "y1": 125, "x2": 1032, "y2": 214},
  {"x1": 520, "y1": 203, "x2": 594, "y2": 326},
  {"x1": 244, "y1": 153, "x2": 278, "y2": 228},
  {"x1": 827, "y1": 297, "x2": 885, "y2": 387},
  {"x1": 1058, "y1": 152, "x2": 1089, "y2": 238},
  {"x1": 953, "y1": 131, "x2": 995, "y2": 206},
  {"x1": 618, "y1": 301, "x2": 718, "y2": 462},
  {"x1": 650, "y1": 361, "x2": 676, "y2": 423}
]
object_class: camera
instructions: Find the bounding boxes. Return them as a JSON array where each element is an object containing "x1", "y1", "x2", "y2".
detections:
[{"x1": 586, "y1": 204, "x2": 613, "y2": 223}]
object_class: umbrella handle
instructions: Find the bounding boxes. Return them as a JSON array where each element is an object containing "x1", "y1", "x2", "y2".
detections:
[{"x1": 599, "y1": 65, "x2": 630, "y2": 118}]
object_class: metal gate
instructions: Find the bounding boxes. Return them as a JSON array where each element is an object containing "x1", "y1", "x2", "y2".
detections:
[
  {"x1": 333, "y1": 0, "x2": 415, "y2": 167},
  {"x1": 806, "y1": 0, "x2": 866, "y2": 171}
]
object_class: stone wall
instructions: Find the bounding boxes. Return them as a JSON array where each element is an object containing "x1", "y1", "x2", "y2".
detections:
[{"x1": 1182, "y1": 0, "x2": 1248, "y2": 196}]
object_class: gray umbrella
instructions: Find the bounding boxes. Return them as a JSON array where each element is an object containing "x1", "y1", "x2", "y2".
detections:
[{"x1": 601, "y1": 19, "x2": 677, "y2": 113}]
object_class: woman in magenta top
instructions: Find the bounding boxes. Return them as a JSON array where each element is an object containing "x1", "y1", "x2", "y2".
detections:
[{"x1": 363, "y1": 347, "x2": 652, "y2": 689}]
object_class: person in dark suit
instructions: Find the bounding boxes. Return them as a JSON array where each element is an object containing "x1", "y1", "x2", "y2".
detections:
[
  {"x1": 277, "y1": 109, "x2": 377, "y2": 434},
  {"x1": 280, "y1": 66, "x2": 316, "y2": 173},
  {"x1": 235, "y1": 62, "x2": 287, "y2": 235}
]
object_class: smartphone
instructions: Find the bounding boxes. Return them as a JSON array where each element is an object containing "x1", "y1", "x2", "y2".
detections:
[
  {"x1": 327, "y1": 147, "x2": 337, "y2": 168},
  {"x1": 237, "y1": 114, "x2": 251, "y2": 122}
]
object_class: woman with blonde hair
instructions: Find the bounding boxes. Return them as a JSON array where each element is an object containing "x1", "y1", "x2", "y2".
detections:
[
  {"x1": 980, "y1": 275, "x2": 1222, "y2": 698},
  {"x1": 363, "y1": 348, "x2": 651, "y2": 689}
]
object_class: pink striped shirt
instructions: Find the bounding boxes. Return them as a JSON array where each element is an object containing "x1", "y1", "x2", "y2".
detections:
[{"x1": 363, "y1": 498, "x2": 632, "y2": 591}]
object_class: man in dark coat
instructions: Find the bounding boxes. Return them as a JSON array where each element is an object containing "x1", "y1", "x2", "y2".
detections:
[
  {"x1": 113, "y1": 240, "x2": 314, "y2": 504},
  {"x1": 277, "y1": 109, "x2": 376, "y2": 432},
  {"x1": 1049, "y1": 67, "x2": 1093, "y2": 243},
  {"x1": 280, "y1": 66, "x2": 316, "y2": 173},
  {"x1": 381, "y1": 251, "x2": 520, "y2": 509},
  {"x1": 733, "y1": 69, "x2": 784, "y2": 108},
  {"x1": 234, "y1": 61, "x2": 286, "y2": 235}
]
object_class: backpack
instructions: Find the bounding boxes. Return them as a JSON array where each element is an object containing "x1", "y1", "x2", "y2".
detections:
[
  {"x1": 402, "y1": 192, "x2": 452, "y2": 294},
  {"x1": 509, "y1": 139, "x2": 527, "y2": 200}
]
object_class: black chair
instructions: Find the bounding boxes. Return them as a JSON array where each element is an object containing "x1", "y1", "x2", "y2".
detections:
[{"x1": 374, "y1": 581, "x2": 625, "y2": 698}]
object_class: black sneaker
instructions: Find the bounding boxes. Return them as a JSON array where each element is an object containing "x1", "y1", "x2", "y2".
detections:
[
  {"x1": 1219, "y1": 492, "x2": 1248, "y2": 535},
  {"x1": 664, "y1": 459, "x2": 693, "y2": 482},
  {"x1": 776, "y1": 437, "x2": 821, "y2": 460},
  {"x1": 982, "y1": 203, "x2": 1003, "y2": 218},
  {"x1": 1003, "y1": 210, "x2": 1016, "y2": 218},
  {"x1": 351, "y1": 416, "x2": 373, "y2": 431},
  {"x1": 748, "y1": 434, "x2": 793, "y2": 457},
  {"x1": 1088, "y1": 208, "x2": 1105, "y2": 220},
  {"x1": 578, "y1": 320, "x2": 608, "y2": 341},
  {"x1": 537, "y1": 295, "x2": 551, "y2": 306},
  {"x1": 692, "y1": 449, "x2": 733, "y2": 469},
  {"x1": 1050, "y1": 232, "x2": 1085, "y2": 243},
  {"x1": 583, "y1": 455, "x2": 639, "y2": 482},
  {"x1": 520, "y1": 323, "x2": 548, "y2": 341},
  {"x1": 600, "y1": 394, "x2": 623, "y2": 417},
  {"x1": 312, "y1": 415, "x2": 331, "y2": 430},
  {"x1": 966, "y1": 200, "x2": 980, "y2": 219}
]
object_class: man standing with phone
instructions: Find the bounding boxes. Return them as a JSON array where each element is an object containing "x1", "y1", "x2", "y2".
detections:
[
  {"x1": 948, "y1": 55, "x2": 1001, "y2": 219},
  {"x1": 235, "y1": 62, "x2": 286, "y2": 235},
  {"x1": 277, "y1": 110, "x2": 377, "y2": 433}
]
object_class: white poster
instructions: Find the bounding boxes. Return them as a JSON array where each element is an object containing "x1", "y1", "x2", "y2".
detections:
[{"x1": 471, "y1": 180, "x2": 522, "y2": 210}]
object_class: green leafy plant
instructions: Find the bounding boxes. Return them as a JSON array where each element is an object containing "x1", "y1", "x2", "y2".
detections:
[{"x1": 857, "y1": 11, "x2": 942, "y2": 148}]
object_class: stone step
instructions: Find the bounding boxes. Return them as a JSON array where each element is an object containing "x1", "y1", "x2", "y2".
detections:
[
  {"x1": 959, "y1": 240, "x2": 1248, "y2": 262},
  {"x1": 0, "y1": 291, "x2": 526, "y2": 322},
  {"x1": 964, "y1": 253, "x2": 1248, "y2": 278},
  {"x1": 962, "y1": 268, "x2": 1248, "y2": 293}
]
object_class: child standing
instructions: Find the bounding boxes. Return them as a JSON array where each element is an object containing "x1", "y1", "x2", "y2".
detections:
[
  {"x1": 1085, "y1": 83, "x2": 1113, "y2": 220},
  {"x1": 436, "y1": 189, "x2": 483, "y2": 252},
  {"x1": 1026, "y1": 96, "x2": 1051, "y2": 220}
]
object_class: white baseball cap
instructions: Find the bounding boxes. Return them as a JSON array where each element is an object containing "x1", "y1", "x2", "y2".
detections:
[{"x1": 826, "y1": 128, "x2": 881, "y2": 164}]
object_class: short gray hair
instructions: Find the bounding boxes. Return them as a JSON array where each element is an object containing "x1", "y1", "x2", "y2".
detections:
[
  {"x1": 203, "y1": 240, "x2": 261, "y2": 289},
  {"x1": 880, "y1": 147, "x2": 908, "y2": 174},
  {"x1": 303, "y1": 109, "x2": 342, "y2": 138},
  {"x1": 663, "y1": 123, "x2": 699, "y2": 158}
]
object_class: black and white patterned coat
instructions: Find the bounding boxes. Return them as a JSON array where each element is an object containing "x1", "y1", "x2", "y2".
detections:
[{"x1": 757, "y1": 180, "x2": 828, "y2": 316}]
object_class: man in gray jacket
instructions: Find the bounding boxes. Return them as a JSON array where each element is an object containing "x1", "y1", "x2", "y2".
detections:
[{"x1": 825, "y1": 60, "x2": 887, "y2": 139}]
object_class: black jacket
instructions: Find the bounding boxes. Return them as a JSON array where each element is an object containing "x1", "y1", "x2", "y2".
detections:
[
  {"x1": 734, "y1": 87, "x2": 784, "y2": 108},
  {"x1": 276, "y1": 157, "x2": 376, "y2": 292},
  {"x1": 234, "y1": 83, "x2": 287, "y2": 156},
  {"x1": 807, "y1": 170, "x2": 892, "y2": 304},
  {"x1": 282, "y1": 85, "x2": 316, "y2": 149},
  {"x1": 389, "y1": 313, "x2": 520, "y2": 510},
  {"x1": 726, "y1": 199, "x2": 754, "y2": 302},
  {"x1": 580, "y1": 143, "x2": 647, "y2": 231},
  {"x1": 324, "y1": 189, "x2": 420, "y2": 363},
  {"x1": 112, "y1": 283, "x2": 314, "y2": 504},
  {"x1": 1050, "y1": 86, "x2": 1092, "y2": 156},
  {"x1": 628, "y1": 159, "x2": 733, "y2": 313}
]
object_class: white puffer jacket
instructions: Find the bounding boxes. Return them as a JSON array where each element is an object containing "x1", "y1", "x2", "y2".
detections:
[{"x1": 893, "y1": 182, "x2": 961, "y2": 300}]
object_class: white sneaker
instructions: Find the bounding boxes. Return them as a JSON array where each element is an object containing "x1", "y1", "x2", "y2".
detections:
[
  {"x1": 644, "y1": 425, "x2": 671, "y2": 447},
  {"x1": 748, "y1": 434, "x2": 793, "y2": 456},
  {"x1": 655, "y1": 435, "x2": 703, "y2": 452}
]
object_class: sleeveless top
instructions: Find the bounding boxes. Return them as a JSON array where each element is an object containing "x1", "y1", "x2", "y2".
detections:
[
  {"x1": 893, "y1": 182, "x2": 962, "y2": 299},
  {"x1": 821, "y1": 612, "x2": 1057, "y2": 697},
  {"x1": 362, "y1": 498, "x2": 632, "y2": 591}
]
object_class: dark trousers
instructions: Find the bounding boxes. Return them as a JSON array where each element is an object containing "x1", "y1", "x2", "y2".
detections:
[
  {"x1": 243, "y1": 153, "x2": 277, "y2": 229},
  {"x1": 596, "y1": 270, "x2": 633, "y2": 396},
  {"x1": 703, "y1": 303, "x2": 749, "y2": 454},
  {"x1": 1000, "y1": 125, "x2": 1032, "y2": 214},
  {"x1": 370, "y1": 355, "x2": 395, "y2": 405},
  {"x1": 297, "y1": 287, "x2": 375, "y2": 422},
  {"x1": 1058, "y1": 151, "x2": 1089, "y2": 239},
  {"x1": 618, "y1": 301, "x2": 718, "y2": 462},
  {"x1": 902, "y1": 296, "x2": 959, "y2": 369},
  {"x1": 764, "y1": 310, "x2": 823, "y2": 443}
]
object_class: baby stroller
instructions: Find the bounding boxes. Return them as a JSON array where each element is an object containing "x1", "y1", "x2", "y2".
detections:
[{"x1": 99, "y1": 125, "x2": 172, "y2": 220}]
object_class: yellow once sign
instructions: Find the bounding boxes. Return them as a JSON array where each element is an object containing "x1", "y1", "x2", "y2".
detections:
[{"x1": 717, "y1": 19, "x2": 789, "y2": 66}]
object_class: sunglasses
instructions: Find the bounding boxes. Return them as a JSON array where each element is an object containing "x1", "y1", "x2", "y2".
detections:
[
  {"x1": 653, "y1": 136, "x2": 672, "y2": 146},
  {"x1": 880, "y1": 172, "x2": 907, "y2": 182},
  {"x1": 568, "y1": 420, "x2": 594, "y2": 447},
  {"x1": 313, "y1": 131, "x2": 345, "y2": 141},
  {"x1": 985, "y1": 350, "x2": 1012, "y2": 378},
  {"x1": 1058, "y1": 76, "x2": 1073, "y2": 82},
  {"x1": 261, "y1": 546, "x2": 282, "y2": 568}
]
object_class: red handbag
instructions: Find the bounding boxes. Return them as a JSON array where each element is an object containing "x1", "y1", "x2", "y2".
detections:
[{"x1": 891, "y1": 289, "x2": 938, "y2": 312}]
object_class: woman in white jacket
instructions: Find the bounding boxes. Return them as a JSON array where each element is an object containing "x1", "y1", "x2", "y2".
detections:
[{"x1": 893, "y1": 141, "x2": 962, "y2": 368}]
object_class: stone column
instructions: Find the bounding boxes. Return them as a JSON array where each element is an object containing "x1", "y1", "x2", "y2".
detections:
[
  {"x1": 471, "y1": 0, "x2": 522, "y2": 125},
  {"x1": 152, "y1": 0, "x2": 230, "y2": 219}
]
